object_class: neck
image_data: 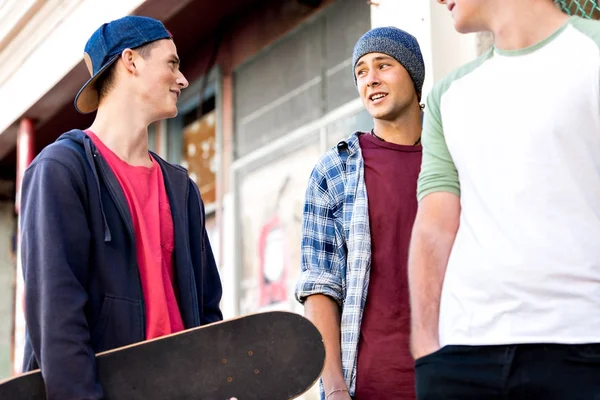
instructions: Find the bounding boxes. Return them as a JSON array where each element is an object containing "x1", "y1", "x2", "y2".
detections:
[
  {"x1": 488, "y1": 1, "x2": 569, "y2": 51},
  {"x1": 89, "y1": 95, "x2": 152, "y2": 167},
  {"x1": 372, "y1": 102, "x2": 423, "y2": 146}
]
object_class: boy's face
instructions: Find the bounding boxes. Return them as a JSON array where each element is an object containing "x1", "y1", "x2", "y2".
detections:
[
  {"x1": 437, "y1": 0, "x2": 486, "y2": 34},
  {"x1": 132, "y1": 39, "x2": 189, "y2": 121},
  {"x1": 355, "y1": 52, "x2": 417, "y2": 122}
]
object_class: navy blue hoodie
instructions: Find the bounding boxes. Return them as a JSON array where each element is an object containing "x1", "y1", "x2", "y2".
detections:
[{"x1": 20, "y1": 130, "x2": 223, "y2": 399}]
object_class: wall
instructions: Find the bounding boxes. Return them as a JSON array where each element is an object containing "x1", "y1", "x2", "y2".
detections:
[
  {"x1": 212, "y1": 0, "x2": 479, "y2": 321},
  {"x1": 371, "y1": 0, "x2": 478, "y2": 99},
  {"x1": 0, "y1": 202, "x2": 15, "y2": 380},
  {"x1": 177, "y1": 0, "x2": 336, "y2": 319},
  {"x1": 429, "y1": 0, "x2": 478, "y2": 83}
]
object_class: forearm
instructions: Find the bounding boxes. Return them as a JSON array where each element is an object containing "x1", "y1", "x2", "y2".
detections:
[
  {"x1": 408, "y1": 226, "x2": 451, "y2": 347},
  {"x1": 408, "y1": 194, "x2": 460, "y2": 357},
  {"x1": 304, "y1": 294, "x2": 347, "y2": 393}
]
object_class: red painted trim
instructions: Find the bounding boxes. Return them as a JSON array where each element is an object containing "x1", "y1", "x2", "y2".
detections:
[{"x1": 15, "y1": 118, "x2": 35, "y2": 213}]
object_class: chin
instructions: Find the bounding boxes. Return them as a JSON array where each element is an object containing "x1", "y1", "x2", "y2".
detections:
[
  {"x1": 164, "y1": 106, "x2": 179, "y2": 119},
  {"x1": 368, "y1": 107, "x2": 395, "y2": 121},
  {"x1": 453, "y1": 17, "x2": 481, "y2": 34},
  {"x1": 454, "y1": 23, "x2": 476, "y2": 34},
  {"x1": 153, "y1": 109, "x2": 178, "y2": 122},
  {"x1": 369, "y1": 111, "x2": 385, "y2": 120}
]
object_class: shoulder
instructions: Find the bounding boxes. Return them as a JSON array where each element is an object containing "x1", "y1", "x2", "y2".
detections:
[
  {"x1": 26, "y1": 139, "x2": 88, "y2": 182},
  {"x1": 306, "y1": 150, "x2": 339, "y2": 203},
  {"x1": 34, "y1": 139, "x2": 84, "y2": 164},
  {"x1": 310, "y1": 132, "x2": 360, "y2": 184},
  {"x1": 306, "y1": 133, "x2": 362, "y2": 208},
  {"x1": 314, "y1": 147, "x2": 343, "y2": 177},
  {"x1": 428, "y1": 49, "x2": 493, "y2": 106},
  {"x1": 570, "y1": 16, "x2": 600, "y2": 47}
]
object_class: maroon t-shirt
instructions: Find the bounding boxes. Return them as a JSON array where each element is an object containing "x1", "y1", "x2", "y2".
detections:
[{"x1": 354, "y1": 132, "x2": 421, "y2": 400}]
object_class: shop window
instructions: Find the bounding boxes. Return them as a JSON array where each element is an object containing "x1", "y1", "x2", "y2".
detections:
[
  {"x1": 237, "y1": 136, "x2": 321, "y2": 315},
  {"x1": 167, "y1": 91, "x2": 218, "y2": 211},
  {"x1": 233, "y1": 0, "x2": 371, "y2": 158}
]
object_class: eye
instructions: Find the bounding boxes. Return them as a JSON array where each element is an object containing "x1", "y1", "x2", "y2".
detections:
[
  {"x1": 379, "y1": 63, "x2": 390, "y2": 69},
  {"x1": 356, "y1": 69, "x2": 367, "y2": 78}
]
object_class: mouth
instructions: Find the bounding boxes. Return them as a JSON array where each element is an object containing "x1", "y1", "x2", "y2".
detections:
[
  {"x1": 170, "y1": 90, "x2": 181, "y2": 99},
  {"x1": 369, "y1": 92, "x2": 388, "y2": 103},
  {"x1": 448, "y1": 2, "x2": 455, "y2": 12}
]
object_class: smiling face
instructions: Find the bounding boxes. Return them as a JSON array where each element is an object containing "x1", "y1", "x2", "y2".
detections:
[
  {"x1": 355, "y1": 52, "x2": 417, "y2": 122},
  {"x1": 132, "y1": 39, "x2": 189, "y2": 121},
  {"x1": 436, "y1": 0, "x2": 488, "y2": 34}
]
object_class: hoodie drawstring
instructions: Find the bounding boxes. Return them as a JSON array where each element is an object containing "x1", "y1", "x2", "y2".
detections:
[{"x1": 83, "y1": 137, "x2": 112, "y2": 242}]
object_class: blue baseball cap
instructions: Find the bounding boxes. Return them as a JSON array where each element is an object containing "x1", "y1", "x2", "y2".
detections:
[{"x1": 74, "y1": 16, "x2": 172, "y2": 114}]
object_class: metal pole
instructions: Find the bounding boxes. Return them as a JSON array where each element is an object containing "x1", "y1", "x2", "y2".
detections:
[{"x1": 12, "y1": 118, "x2": 34, "y2": 376}]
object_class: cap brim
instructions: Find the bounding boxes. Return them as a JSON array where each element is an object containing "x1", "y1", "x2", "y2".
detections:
[{"x1": 74, "y1": 54, "x2": 120, "y2": 114}]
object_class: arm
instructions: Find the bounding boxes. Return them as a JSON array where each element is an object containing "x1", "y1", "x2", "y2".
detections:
[
  {"x1": 304, "y1": 295, "x2": 350, "y2": 399},
  {"x1": 21, "y1": 158, "x2": 101, "y2": 399},
  {"x1": 295, "y1": 164, "x2": 349, "y2": 398},
  {"x1": 408, "y1": 192, "x2": 459, "y2": 359},
  {"x1": 409, "y1": 82, "x2": 461, "y2": 359}
]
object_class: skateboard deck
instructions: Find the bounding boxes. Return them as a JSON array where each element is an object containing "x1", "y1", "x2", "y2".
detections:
[{"x1": 0, "y1": 311, "x2": 325, "y2": 400}]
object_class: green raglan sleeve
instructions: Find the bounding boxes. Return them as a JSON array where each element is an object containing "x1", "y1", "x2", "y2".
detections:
[
  {"x1": 417, "y1": 81, "x2": 460, "y2": 201},
  {"x1": 572, "y1": 16, "x2": 600, "y2": 45}
]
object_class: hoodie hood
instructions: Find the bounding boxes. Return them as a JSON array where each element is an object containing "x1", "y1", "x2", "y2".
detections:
[{"x1": 56, "y1": 129, "x2": 112, "y2": 242}]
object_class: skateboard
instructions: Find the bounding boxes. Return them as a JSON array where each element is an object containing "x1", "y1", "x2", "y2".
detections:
[{"x1": 0, "y1": 311, "x2": 325, "y2": 399}]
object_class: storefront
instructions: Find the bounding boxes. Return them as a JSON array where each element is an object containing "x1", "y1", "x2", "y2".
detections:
[
  {"x1": 230, "y1": 0, "x2": 371, "y2": 317},
  {"x1": 0, "y1": 0, "x2": 485, "y2": 387}
]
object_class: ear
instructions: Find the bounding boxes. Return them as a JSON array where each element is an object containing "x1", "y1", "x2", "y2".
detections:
[{"x1": 120, "y1": 48, "x2": 137, "y2": 75}]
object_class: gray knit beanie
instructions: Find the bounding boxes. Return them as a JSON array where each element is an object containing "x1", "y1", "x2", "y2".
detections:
[{"x1": 352, "y1": 27, "x2": 425, "y2": 101}]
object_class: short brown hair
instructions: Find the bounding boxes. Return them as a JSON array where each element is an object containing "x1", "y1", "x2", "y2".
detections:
[{"x1": 96, "y1": 39, "x2": 162, "y2": 101}]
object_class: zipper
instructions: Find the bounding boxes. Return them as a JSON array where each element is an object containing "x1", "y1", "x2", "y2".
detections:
[{"x1": 94, "y1": 152, "x2": 146, "y2": 339}]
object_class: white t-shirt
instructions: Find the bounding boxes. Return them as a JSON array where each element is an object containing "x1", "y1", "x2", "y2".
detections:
[{"x1": 418, "y1": 16, "x2": 600, "y2": 346}]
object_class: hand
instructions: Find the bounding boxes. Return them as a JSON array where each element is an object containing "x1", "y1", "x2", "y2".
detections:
[{"x1": 411, "y1": 338, "x2": 440, "y2": 360}]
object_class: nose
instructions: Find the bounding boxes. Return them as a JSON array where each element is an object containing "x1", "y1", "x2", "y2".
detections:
[
  {"x1": 437, "y1": 0, "x2": 446, "y2": 4},
  {"x1": 366, "y1": 68, "x2": 380, "y2": 88},
  {"x1": 177, "y1": 70, "x2": 189, "y2": 89}
]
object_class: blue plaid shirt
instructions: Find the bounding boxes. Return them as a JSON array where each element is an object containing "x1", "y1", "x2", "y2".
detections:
[{"x1": 295, "y1": 132, "x2": 371, "y2": 398}]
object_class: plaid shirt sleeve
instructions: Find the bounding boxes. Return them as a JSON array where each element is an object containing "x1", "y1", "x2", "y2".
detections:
[{"x1": 295, "y1": 158, "x2": 345, "y2": 307}]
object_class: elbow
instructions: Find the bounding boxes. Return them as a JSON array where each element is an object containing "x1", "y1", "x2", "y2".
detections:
[{"x1": 412, "y1": 192, "x2": 460, "y2": 242}]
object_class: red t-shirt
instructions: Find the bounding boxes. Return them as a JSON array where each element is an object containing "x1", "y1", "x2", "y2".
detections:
[
  {"x1": 355, "y1": 133, "x2": 421, "y2": 400},
  {"x1": 87, "y1": 131, "x2": 185, "y2": 339}
]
